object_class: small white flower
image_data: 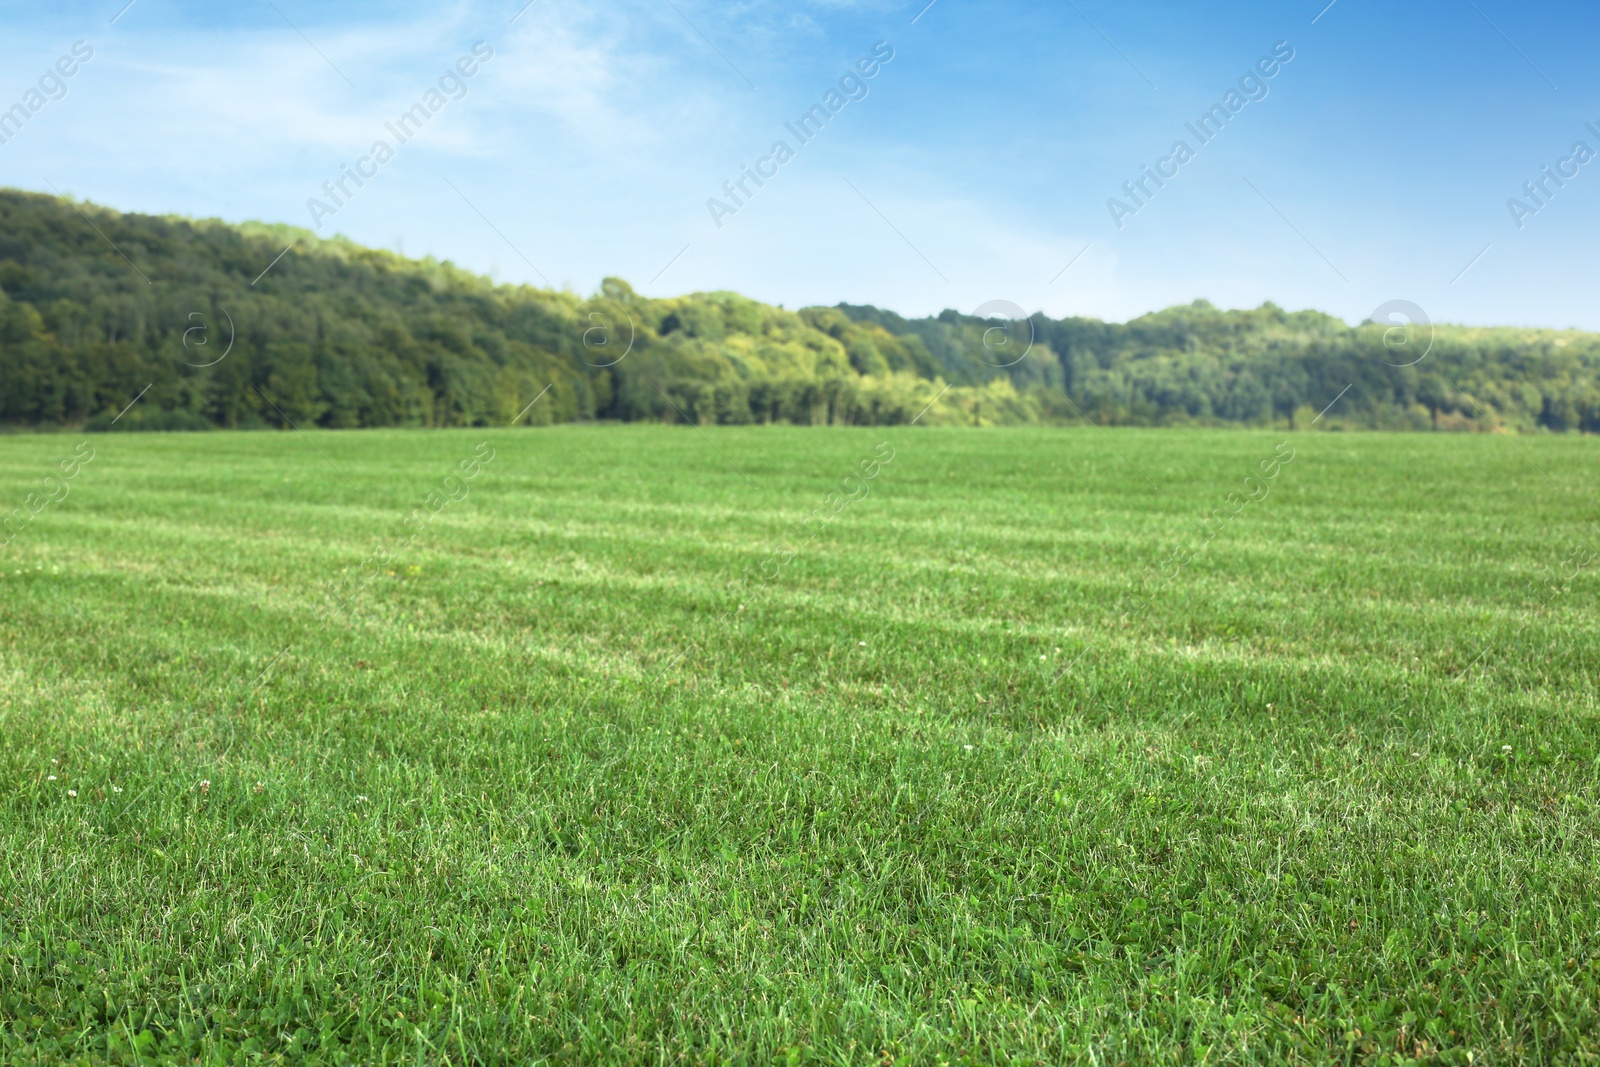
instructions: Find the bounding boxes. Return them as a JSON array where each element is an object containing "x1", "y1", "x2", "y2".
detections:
[
  {"x1": 357, "y1": 795, "x2": 369, "y2": 803},
  {"x1": 964, "y1": 744, "x2": 974, "y2": 751},
  {"x1": 1502, "y1": 745, "x2": 1512, "y2": 752},
  {"x1": 858, "y1": 641, "x2": 866, "y2": 646},
  {"x1": 113, "y1": 786, "x2": 123, "y2": 794},
  {"x1": 51, "y1": 758, "x2": 58, "y2": 764},
  {"x1": 67, "y1": 789, "x2": 77, "y2": 797},
  {"x1": 47, "y1": 775, "x2": 56, "y2": 781}
]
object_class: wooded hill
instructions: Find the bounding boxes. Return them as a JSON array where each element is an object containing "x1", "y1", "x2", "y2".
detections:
[{"x1": 2, "y1": 187, "x2": 1596, "y2": 432}]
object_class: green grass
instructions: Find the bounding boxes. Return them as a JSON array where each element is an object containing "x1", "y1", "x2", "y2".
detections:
[{"x1": 1, "y1": 424, "x2": 1597, "y2": 1065}]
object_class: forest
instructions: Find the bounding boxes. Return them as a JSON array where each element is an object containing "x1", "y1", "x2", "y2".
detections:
[{"x1": 2, "y1": 186, "x2": 1598, "y2": 432}]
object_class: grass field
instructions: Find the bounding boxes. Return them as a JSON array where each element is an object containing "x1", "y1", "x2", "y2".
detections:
[{"x1": 2, "y1": 424, "x2": 1598, "y2": 1065}]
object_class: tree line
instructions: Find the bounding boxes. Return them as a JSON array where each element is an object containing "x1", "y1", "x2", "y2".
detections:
[{"x1": 2, "y1": 187, "x2": 1597, "y2": 432}]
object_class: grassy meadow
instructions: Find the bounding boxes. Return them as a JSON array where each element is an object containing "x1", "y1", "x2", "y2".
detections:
[{"x1": 1, "y1": 423, "x2": 1597, "y2": 1064}]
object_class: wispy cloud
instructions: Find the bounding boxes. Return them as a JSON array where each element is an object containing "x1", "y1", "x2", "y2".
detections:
[{"x1": 0, "y1": 0, "x2": 1594, "y2": 330}]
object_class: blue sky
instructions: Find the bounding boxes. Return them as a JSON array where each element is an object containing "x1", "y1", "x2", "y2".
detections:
[{"x1": 1, "y1": 0, "x2": 1596, "y2": 328}]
